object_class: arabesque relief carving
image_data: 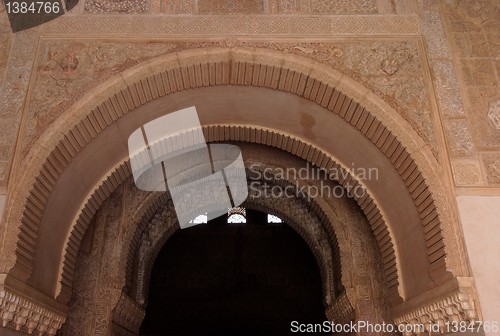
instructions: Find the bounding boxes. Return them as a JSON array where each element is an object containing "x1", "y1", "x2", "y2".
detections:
[
  {"x1": 0, "y1": 33, "x2": 9, "y2": 85},
  {"x1": 440, "y1": 0, "x2": 500, "y2": 186},
  {"x1": 161, "y1": 0, "x2": 193, "y2": 14},
  {"x1": 418, "y1": 0, "x2": 500, "y2": 186},
  {"x1": 197, "y1": 0, "x2": 264, "y2": 14},
  {"x1": 84, "y1": 0, "x2": 148, "y2": 14},
  {"x1": 487, "y1": 99, "x2": 500, "y2": 131},
  {"x1": 58, "y1": 189, "x2": 126, "y2": 336},
  {"x1": 234, "y1": 40, "x2": 436, "y2": 150},
  {"x1": 158, "y1": 0, "x2": 379, "y2": 15},
  {"x1": 59, "y1": 145, "x2": 405, "y2": 336},
  {"x1": 451, "y1": 160, "x2": 482, "y2": 186},
  {"x1": 310, "y1": 0, "x2": 377, "y2": 14},
  {"x1": 23, "y1": 39, "x2": 436, "y2": 161},
  {"x1": 482, "y1": 154, "x2": 500, "y2": 185},
  {"x1": 23, "y1": 40, "x2": 217, "y2": 157}
]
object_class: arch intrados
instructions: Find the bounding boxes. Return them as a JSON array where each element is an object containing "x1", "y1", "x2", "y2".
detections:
[
  {"x1": 55, "y1": 126, "x2": 406, "y2": 310},
  {"x1": 27, "y1": 88, "x2": 417, "y2": 304},
  {"x1": 118, "y1": 148, "x2": 350, "y2": 298},
  {"x1": 121, "y1": 150, "x2": 357, "y2": 303},
  {"x1": 25, "y1": 89, "x2": 426, "y2": 306}
]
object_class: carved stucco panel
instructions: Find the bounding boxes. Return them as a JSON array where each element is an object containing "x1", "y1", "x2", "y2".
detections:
[
  {"x1": 417, "y1": 1, "x2": 500, "y2": 187},
  {"x1": 444, "y1": 0, "x2": 499, "y2": 33},
  {"x1": 84, "y1": 0, "x2": 149, "y2": 14},
  {"x1": 451, "y1": 159, "x2": 483, "y2": 186},
  {"x1": 22, "y1": 40, "x2": 218, "y2": 157},
  {"x1": 59, "y1": 189, "x2": 125, "y2": 336},
  {"x1": 268, "y1": 0, "x2": 305, "y2": 14},
  {"x1": 310, "y1": 0, "x2": 377, "y2": 14},
  {"x1": 161, "y1": 0, "x2": 193, "y2": 14},
  {"x1": 241, "y1": 40, "x2": 435, "y2": 149},
  {"x1": 460, "y1": 59, "x2": 497, "y2": 88},
  {"x1": 59, "y1": 219, "x2": 103, "y2": 336},
  {"x1": 431, "y1": 59, "x2": 466, "y2": 117},
  {"x1": 482, "y1": 153, "x2": 500, "y2": 185},
  {"x1": 420, "y1": 9, "x2": 451, "y2": 59},
  {"x1": 156, "y1": 0, "x2": 380, "y2": 15},
  {"x1": 487, "y1": 99, "x2": 500, "y2": 131},
  {"x1": 37, "y1": 15, "x2": 420, "y2": 36},
  {"x1": 440, "y1": 0, "x2": 500, "y2": 186},
  {"x1": 197, "y1": 0, "x2": 265, "y2": 14},
  {"x1": 334, "y1": 199, "x2": 392, "y2": 326},
  {"x1": 0, "y1": 29, "x2": 38, "y2": 187},
  {"x1": 463, "y1": 87, "x2": 500, "y2": 151},
  {"x1": 21, "y1": 39, "x2": 437, "y2": 164},
  {"x1": 0, "y1": 33, "x2": 10, "y2": 87},
  {"x1": 444, "y1": 119, "x2": 475, "y2": 157}
]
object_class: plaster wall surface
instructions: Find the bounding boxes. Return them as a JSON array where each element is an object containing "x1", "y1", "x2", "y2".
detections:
[{"x1": 457, "y1": 196, "x2": 500, "y2": 336}]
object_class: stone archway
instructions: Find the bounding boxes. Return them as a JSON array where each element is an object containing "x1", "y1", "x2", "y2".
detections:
[
  {"x1": 60, "y1": 144, "x2": 392, "y2": 336},
  {"x1": 0, "y1": 47, "x2": 477, "y2": 335}
]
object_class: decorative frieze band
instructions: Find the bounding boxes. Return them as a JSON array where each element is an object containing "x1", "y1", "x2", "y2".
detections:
[
  {"x1": 0, "y1": 286, "x2": 66, "y2": 335},
  {"x1": 41, "y1": 15, "x2": 420, "y2": 36}
]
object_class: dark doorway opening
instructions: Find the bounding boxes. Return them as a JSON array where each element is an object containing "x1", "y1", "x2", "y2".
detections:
[{"x1": 140, "y1": 209, "x2": 329, "y2": 336}]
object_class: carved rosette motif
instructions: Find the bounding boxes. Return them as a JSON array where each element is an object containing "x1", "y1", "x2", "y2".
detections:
[{"x1": 0, "y1": 286, "x2": 66, "y2": 335}]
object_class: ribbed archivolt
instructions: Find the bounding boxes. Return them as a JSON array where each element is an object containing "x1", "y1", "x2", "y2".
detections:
[
  {"x1": 122, "y1": 184, "x2": 344, "y2": 310},
  {"x1": 16, "y1": 49, "x2": 446, "y2": 302},
  {"x1": 56, "y1": 125, "x2": 398, "y2": 302}
]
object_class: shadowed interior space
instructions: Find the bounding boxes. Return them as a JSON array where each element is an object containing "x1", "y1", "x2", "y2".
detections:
[{"x1": 140, "y1": 209, "x2": 329, "y2": 336}]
